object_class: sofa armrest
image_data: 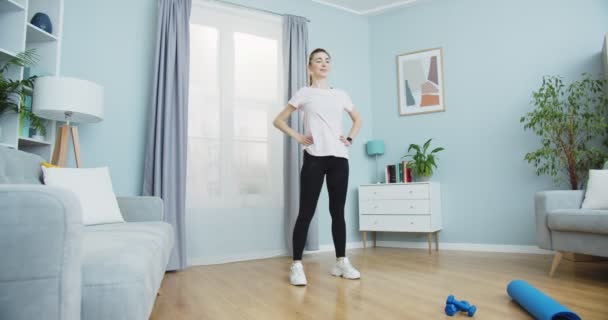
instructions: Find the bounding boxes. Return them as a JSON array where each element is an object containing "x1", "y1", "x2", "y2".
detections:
[
  {"x1": 534, "y1": 190, "x2": 585, "y2": 250},
  {"x1": 116, "y1": 196, "x2": 164, "y2": 222},
  {"x1": 0, "y1": 185, "x2": 82, "y2": 320}
]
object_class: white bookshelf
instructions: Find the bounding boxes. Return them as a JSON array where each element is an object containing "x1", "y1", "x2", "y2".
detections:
[{"x1": 0, "y1": 0, "x2": 63, "y2": 160}]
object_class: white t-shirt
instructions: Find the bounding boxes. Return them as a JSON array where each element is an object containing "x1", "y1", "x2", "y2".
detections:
[{"x1": 288, "y1": 86, "x2": 355, "y2": 159}]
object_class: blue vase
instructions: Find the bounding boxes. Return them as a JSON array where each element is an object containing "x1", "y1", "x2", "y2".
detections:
[{"x1": 31, "y1": 12, "x2": 52, "y2": 34}]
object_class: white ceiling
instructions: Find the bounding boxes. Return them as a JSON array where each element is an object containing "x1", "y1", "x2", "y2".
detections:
[{"x1": 310, "y1": 0, "x2": 426, "y2": 15}]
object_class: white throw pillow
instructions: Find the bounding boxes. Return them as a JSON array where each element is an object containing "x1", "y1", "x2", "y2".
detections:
[
  {"x1": 41, "y1": 166, "x2": 125, "y2": 225},
  {"x1": 581, "y1": 169, "x2": 608, "y2": 209}
]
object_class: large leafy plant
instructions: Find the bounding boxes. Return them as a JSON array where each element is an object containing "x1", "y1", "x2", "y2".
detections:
[
  {"x1": 0, "y1": 49, "x2": 46, "y2": 135},
  {"x1": 520, "y1": 74, "x2": 608, "y2": 190},
  {"x1": 402, "y1": 138, "x2": 444, "y2": 178}
]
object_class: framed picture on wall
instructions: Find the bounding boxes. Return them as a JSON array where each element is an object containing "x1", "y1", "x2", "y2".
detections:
[{"x1": 396, "y1": 47, "x2": 445, "y2": 116}]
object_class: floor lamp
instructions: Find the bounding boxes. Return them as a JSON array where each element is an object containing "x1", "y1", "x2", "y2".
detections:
[
  {"x1": 32, "y1": 77, "x2": 104, "y2": 167},
  {"x1": 366, "y1": 140, "x2": 385, "y2": 184}
]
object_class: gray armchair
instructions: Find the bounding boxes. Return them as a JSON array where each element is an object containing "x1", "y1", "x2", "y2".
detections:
[{"x1": 535, "y1": 190, "x2": 608, "y2": 276}]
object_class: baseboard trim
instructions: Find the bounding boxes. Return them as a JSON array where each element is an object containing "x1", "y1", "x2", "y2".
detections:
[
  {"x1": 376, "y1": 241, "x2": 552, "y2": 255},
  {"x1": 188, "y1": 249, "x2": 288, "y2": 266},
  {"x1": 188, "y1": 241, "x2": 551, "y2": 266}
]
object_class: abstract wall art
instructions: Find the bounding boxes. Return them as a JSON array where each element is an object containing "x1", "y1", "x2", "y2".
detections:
[{"x1": 396, "y1": 47, "x2": 445, "y2": 116}]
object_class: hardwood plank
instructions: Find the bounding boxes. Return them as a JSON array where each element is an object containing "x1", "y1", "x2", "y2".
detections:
[{"x1": 150, "y1": 248, "x2": 608, "y2": 320}]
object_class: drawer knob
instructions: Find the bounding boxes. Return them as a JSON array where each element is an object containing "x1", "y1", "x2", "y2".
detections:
[
  {"x1": 409, "y1": 190, "x2": 414, "y2": 194},
  {"x1": 374, "y1": 220, "x2": 378, "y2": 224},
  {"x1": 409, "y1": 205, "x2": 415, "y2": 209}
]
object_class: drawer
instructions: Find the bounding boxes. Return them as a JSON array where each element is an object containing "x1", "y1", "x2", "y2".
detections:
[
  {"x1": 359, "y1": 215, "x2": 431, "y2": 232},
  {"x1": 360, "y1": 199, "x2": 430, "y2": 215},
  {"x1": 359, "y1": 184, "x2": 429, "y2": 200}
]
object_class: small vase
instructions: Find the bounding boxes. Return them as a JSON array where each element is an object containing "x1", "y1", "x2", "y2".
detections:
[{"x1": 31, "y1": 12, "x2": 53, "y2": 34}]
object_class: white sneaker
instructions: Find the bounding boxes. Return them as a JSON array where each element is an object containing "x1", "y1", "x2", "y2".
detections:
[
  {"x1": 290, "y1": 262, "x2": 307, "y2": 286},
  {"x1": 331, "y1": 257, "x2": 361, "y2": 279}
]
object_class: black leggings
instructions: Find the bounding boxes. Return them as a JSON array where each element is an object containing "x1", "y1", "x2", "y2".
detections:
[{"x1": 293, "y1": 150, "x2": 349, "y2": 260}]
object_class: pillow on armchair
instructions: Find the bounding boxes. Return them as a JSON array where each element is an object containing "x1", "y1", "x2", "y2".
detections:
[
  {"x1": 581, "y1": 169, "x2": 608, "y2": 209},
  {"x1": 41, "y1": 166, "x2": 125, "y2": 225}
]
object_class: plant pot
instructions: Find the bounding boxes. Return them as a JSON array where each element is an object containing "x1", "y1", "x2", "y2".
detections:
[
  {"x1": 416, "y1": 175, "x2": 431, "y2": 182},
  {"x1": 32, "y1": 134, "x2": 45, "y2": 141}
]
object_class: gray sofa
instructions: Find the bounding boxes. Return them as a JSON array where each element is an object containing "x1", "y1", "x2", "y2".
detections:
[
  {"x1": 0, "y1": 147, "x2": 174, "y2": 320},
  {"x1": 535, "y1": 190, "x2": 608, "y2": 276}
]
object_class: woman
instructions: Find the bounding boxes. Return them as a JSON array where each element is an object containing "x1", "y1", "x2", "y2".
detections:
[{"x1": 273, "y1": 48, "x2": 363, "y2": 286}]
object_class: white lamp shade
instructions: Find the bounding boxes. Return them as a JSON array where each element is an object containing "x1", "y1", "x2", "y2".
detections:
[{"x1": 33, "y1": 76, "x2": 104, "y2": 123}]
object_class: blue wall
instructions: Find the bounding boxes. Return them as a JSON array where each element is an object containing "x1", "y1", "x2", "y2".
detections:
[
  {"x1": 369, "y1": 0, "x2": 608, "y2": 245},
  {"x1": 61, "y1": 0, "x2": 374, "y2": 262},
  {"x1": 61, "y1": 0, "x2": 157, "y2": 196}
]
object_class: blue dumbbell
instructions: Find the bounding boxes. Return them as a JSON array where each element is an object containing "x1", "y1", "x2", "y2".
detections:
[
  {"x1": 446, "y1": 295, "x2": 477, "y2": 317},
  {"x1": 444, "y1": 303, "x2": 458, "y2": 316}
]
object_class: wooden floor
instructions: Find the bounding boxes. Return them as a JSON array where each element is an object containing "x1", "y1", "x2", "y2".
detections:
[{"x1": 150, "y1": 248, "x2": 608, "y2": 320}]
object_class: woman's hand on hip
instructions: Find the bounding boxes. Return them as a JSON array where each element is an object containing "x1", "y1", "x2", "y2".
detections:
[
  {"x1": 297, "y1": 134, "x2": 314, "y2": 146},
  {"x1": 339, "y1": 135, "x2": 351, "y2": 147}
]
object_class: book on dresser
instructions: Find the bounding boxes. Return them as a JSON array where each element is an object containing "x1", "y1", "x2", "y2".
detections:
[
  {"x1": 358, "y1": 182, "x2": 442, "y2": 252},
  {"x1": 385, "y1": 162, "x2": 412, "y2": 183}
]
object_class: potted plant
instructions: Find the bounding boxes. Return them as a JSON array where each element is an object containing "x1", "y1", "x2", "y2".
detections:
[
  {"x1": 0, "y1": 49, "x2": 45, "y2": 140},
  {"x1": 521, "y1": 74, "x2": 608, "y2": 190},
  {"x1": 23, "y1": 108, "x2": 47, "y2": 140},
  {"x1": 402, "y1": 138, "x2": 445, "y2": 182}
]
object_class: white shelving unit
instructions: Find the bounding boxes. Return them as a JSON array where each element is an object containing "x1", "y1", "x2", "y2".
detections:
[{"x1": 0, "y1": 0, "x2": 63, "y2": 160}]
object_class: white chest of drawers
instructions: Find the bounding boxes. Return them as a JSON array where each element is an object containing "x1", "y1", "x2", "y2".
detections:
[{"x1": 358, "y1": 182, "x2": 442, "y2": 252}]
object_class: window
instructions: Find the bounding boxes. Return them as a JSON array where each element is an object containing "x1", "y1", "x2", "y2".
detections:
[{"x1": 187, "y1": 2, "x2": 284, "y2": 210}]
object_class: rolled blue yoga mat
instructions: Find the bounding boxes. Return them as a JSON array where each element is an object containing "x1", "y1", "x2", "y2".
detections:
[{"x1": 507, "y1": 280, "x2": 581, "y2": 320}]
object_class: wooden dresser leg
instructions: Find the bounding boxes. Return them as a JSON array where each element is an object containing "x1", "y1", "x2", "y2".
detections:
[
  {"x1": 434, "y1": 232, "x2": 439, "y2": 251},
  {"x1": 427, "y1": 233, "x2": 432, "y2": 254},
  {"x1": 363, "y1": 231, "x2": 367, "y2": 249},
  {"x1": 373, "y1": 231, "x2": 377, "y2": 248},
  {"x1": 549, "y1": 251, "x2": 563, "y2": 277}
]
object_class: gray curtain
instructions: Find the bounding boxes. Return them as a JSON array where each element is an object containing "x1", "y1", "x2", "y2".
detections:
[
  {"x1": 283, "y1": 15, "x2": 318, "y2": 255},
  {"x1": 143, "y1": 0, "x2": 191, "y2": 271}
]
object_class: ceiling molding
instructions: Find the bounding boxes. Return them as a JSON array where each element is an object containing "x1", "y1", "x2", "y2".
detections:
[
  {"x1": 311, "y1": 0, "x2": 424, "y2": 16},
  {"x1": 310, "y1": 0, "x2": 364, "y2": 15}
]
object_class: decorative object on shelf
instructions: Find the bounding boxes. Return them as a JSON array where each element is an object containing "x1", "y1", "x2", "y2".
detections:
[
  {"x1": 401, "y1": 138, "x2": 444, "y2": 182},
  {"x1": 397, "y1": 47, "x2": 445, "y2": 116},
  {"x1": 33, "y1": 76, "x2": 104, "y2": 167},
  {"x1": 366, "y1": 139, "x2": 385, "y2": 184},
  {"x1": 30, "y1": 12, "x2": 53, "y2": 34},
  {"x1": 520, "y1": 74, "x2": 608, "y2": 190},
  {"x1": 19, "y1": 92, "x2": 47, "y2": 139}
]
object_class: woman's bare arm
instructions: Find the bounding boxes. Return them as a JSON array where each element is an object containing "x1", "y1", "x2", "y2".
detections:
[
  {"x1": 339, "y1": 108, "x2": 362, "y2": 146},
  {"x1": 346, "y1": 109, "x2": 362, "y2": 140},
  {"x1": 272, "y1": 105, "x2": 313, "y2": 146}
]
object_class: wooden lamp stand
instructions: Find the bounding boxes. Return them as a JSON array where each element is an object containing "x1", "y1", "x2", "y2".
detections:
[{"x1": 51, "y1": 122, "x2": 82, "y2": 168}]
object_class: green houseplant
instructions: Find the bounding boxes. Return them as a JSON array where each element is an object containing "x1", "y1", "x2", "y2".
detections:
[
  {"x1": 0, "y1": 49, "x2": 46, "y2": 139},
  {"x1": 521, "y1": 74, "x2": 608, "y2": 190},
  {"x1": 402, "y1": 138, "x2": 444, "y2": 181}
]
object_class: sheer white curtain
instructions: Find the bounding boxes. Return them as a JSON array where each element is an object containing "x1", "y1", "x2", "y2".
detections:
[{"x1": 187, "y1": 1, "x2": 285, "y2": 263}]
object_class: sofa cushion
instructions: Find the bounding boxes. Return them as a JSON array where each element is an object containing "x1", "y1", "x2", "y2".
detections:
[
  {"x1": 0, "y1": 146, "x2": 44, "y2": 184},
  {"x1": 548, "y1": 209, "x2": 608, "y2": 235},
  {"x1": 81, "y1": 221, "x2": 174, "y2": 320}
]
